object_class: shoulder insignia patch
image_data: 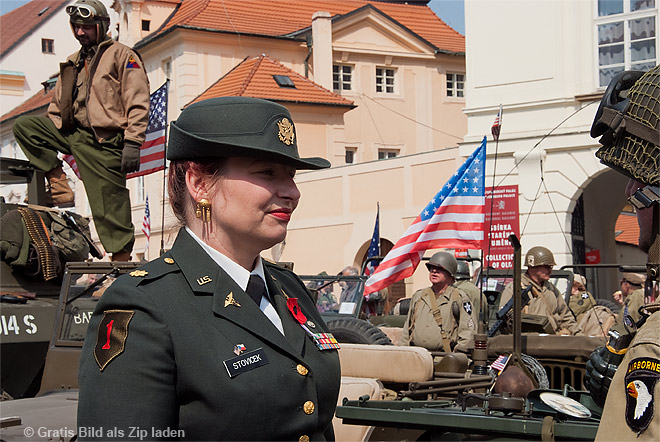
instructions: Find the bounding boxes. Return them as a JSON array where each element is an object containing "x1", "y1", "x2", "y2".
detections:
[
  {"x1": 463, "y1": 301, "x2": 473, "y2": 315},
  {"x1": 581, "y1": 293, "x2": 589, "y2": 299},
  {"x1": 94, "y1": 310, "x2": 134, "y2": 371},
  {"x1": 130, "y1": 270, "x2": 148, "y2": 277},
  {"x1": 126, "y1": 55, "x2": 140, "y2": 69},
  {"x1": 625, "y1": 357, "x2": 660, "y2": 435}
]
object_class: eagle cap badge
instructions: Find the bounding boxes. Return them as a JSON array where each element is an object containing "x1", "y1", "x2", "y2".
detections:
[{"x1": 277, "y1": 118, "x2": 295, "y2": 146}]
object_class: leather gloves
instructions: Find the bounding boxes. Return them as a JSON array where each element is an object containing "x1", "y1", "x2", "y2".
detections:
[
  {"x1": 584, "y1": 329, "x2": 632, "y2": 407},
  {"x1": 121, "y1": 140, "x2": 142, "y2": 173}
]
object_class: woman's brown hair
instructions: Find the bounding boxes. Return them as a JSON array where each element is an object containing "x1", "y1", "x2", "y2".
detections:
[{"x1": 167, "y1": 159, "x2": 227, "y2": 225}]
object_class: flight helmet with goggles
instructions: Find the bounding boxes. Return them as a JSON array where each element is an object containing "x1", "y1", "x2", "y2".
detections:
[{"x1": 67, "y1": 0, "x2": 110, "y2": 45}]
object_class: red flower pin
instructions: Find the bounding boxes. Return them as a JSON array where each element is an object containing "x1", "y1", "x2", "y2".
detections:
[{"x1": 287, "y1": 298, "x2": 307, "y2": 324}]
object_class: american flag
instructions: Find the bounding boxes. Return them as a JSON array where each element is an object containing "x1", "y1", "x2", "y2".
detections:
[
  {"x1": 142, "y1": 195, "x2": 151, "y2": 245},
  {"x1": 364, "y1": 204, "x2": 380, "y2": 276},
  {"x1": 490, "y1": 354, "x2": 510, "y2": 374},
  {"x1": 364, "y1": 137, "x2": 487, "y2": 296},
  {"x1": 491, "y1": 105, "x2": 502, "y2": 141},
  {"x1": 62, "y1": 81, "x2": 168, "y2": 179}
]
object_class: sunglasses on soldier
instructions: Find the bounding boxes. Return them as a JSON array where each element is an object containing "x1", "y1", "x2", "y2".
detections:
[{"x1": 66, "y1": 5, "x2": 95, "y2": 19}]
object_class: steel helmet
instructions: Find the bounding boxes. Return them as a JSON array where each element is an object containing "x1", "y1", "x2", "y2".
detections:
[
  {"x1": 425, "y1": 252, "x2": 458, "y2": 278},
  {"x1": 455, "y1": 260, "x2": 471, "y2": 281},
  {"x1": 524, "y1": 246, "x2": 556, "y2": 267},
  {"x1": 591, "y1": 66, "x2": 659, "y2": 187},
  {"x1": 67, "y1": 0, "x2": 110, "y2": 44}
]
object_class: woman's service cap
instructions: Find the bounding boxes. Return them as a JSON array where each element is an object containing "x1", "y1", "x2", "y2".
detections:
[{"x1": 167, "y1": 97, "x2": 330, "y2": 170}]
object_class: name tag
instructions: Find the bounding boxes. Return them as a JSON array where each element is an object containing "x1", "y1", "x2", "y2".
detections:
[{"x1": 223, "y1": 348, "x2": 269, "y2": 378}]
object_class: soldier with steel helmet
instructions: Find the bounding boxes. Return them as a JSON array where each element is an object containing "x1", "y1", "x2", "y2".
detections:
[
  {"x1": 399, "y1": 251, "x2": 477, "y2": 353},
  {"x1": 12, "y1": 0, "x2": 150, "y2": 262},
  {"x1": 498, "y1": 246, "x2": 582, "y2": 335},
  {"x1": 453, "y1": 260, "x2": 487, "y2": 321},
  {"x1": 586, "y1": 64, "x2": 659, "y2": 441}
]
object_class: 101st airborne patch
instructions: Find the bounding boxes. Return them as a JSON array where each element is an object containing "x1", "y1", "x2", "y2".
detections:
[
  {"x1": 94, "y1": 310, "x2": 134, "y2": 371},
  {"x1": 277, "y1": 118, "x2": 295, "y2": 146},
  {"x1": 624, "y1": 357, "x2": 660, "y2": 435}
]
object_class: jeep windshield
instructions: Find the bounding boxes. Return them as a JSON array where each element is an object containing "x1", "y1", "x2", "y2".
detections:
[{"x1": 299, "y1": 274, "x2": 367, "y2": 316}]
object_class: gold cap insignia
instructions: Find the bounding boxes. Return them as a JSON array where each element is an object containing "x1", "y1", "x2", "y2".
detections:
[
  {"x1": 164, "y1": 257, "x2": 174, "y2": 264},
  {"x1": 277, "y1": 118, "x2": 295, "y2": 146},
  {"x1": 129, "y1": 270, "x2": 148, "y2": 277},
  {"x1": 225, "y1": 292, "x2": 241, "y2": 308}
]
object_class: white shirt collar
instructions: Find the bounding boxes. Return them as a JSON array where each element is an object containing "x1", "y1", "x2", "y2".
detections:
[{"x1": 185, "y1": 227, "x2": 267, "y2": 292}]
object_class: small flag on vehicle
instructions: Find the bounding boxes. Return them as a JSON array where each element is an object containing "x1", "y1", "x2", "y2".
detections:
[{"x1": 490, "y1": 354, "x2": 510, "y2": 374}]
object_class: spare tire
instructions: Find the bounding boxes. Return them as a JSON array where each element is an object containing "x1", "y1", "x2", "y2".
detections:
[
  {"x1": 596, "y1": 298, "x2": 621, "y2": 314},
  {"x1": 326, "y1": 317, "x2": 393, "y2": 345}
]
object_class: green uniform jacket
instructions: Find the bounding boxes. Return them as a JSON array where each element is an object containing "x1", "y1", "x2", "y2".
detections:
[
  {"x1": 399, "y1": 286, "x2": 476, "y2": 353},
  {"x1": 78, "y1": 229, "x2": 340, "y2": 441},
  {"x1": 453, "y1": 279, "x2": 487, "y2": 320},
  {"x1": 596, "y1": 310, "x2": 660, "y2": 441},
  {"x1": 499, "y1": 274, "x2": 581, "y2": 335},
  {"x1": 569, "y1": 290, "x2": 597, "y2": 318}
]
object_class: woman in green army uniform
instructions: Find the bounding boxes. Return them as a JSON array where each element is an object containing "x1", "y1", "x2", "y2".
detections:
[{"x1": 77, "y1": 97, "x2": 341, "y2": 441}]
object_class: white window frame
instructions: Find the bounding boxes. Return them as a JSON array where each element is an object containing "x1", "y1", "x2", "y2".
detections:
[
  {"x1": 333, "y1": 64, "x2": 353, "y2": 91},
  {"x1": 135, "y1": 176, "x2": 145, "y2": 204},
  {"x1": 375, "y1": 67, "x2": 396, "y2": 94},
  {"x1": 378, "y1": 149, "x2": 398, "y2": 160},
  {"x1": 446, "y1": 72, "x2": 465, "y2": 98},
  {"x1": 595, "y1": 0, "x2": 658, "y2": 87}
]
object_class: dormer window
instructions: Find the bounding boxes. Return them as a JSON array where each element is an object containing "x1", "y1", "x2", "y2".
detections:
[{"x1": 273, "y1": 75, "x2": 296, "y2": 88}]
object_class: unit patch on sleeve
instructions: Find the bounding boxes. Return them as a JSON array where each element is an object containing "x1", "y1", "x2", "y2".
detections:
[
  {"x1": 624, "y1": 357, "x2": 660, "y2": 435},
  {"x1": 463, "y1": 301, "x2": 473, "y2": 315},
  {"x1": 94, "y1": 310, "x2": 134, "y2": 371},
  {"x1": 126, "y1": 55, "x2": 141, "y2": 69}
]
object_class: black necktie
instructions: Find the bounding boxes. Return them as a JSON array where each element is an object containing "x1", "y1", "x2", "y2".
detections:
[{"x1": 246, "y1": 274, "x2": 267, "y2": 306}]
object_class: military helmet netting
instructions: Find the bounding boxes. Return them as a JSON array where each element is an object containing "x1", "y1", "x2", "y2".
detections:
[
  {"x1": 425, "y1": 252, "x2": 458, "y2": 278},
  {"x1": 594, "y1": 65, "x2": 660, "y2": 186},
  {"x1": 456, "y1": 260, "x2": 471, "y2": 280},
  {"x1": 525, "y1": 246, "x2": 556, "y2": 267},
  {"x1": 167, "y1": 97, "x2": 330, "y2": 170}
]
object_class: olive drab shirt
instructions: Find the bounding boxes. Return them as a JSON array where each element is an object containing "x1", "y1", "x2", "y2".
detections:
[
  {"x1": 596, "y1": 310, "x2": 660, "y2": 441},
  {"x1": 569, "y1": 290, "x2": 598, "y2": 319},
  {"x1": 454, "y1": 279, "x2": 487, "y2": 320},
  {"x1": 614, "y1": 288, "x2": 646, "y2": 332},
  {"x1": 77, "y1": 229, "x2": 340, "y2": 441},
  {"x1": 499, "y1": 273, "x2": 582, "y2": 335},
  {"x1": 399, "y1": 286, "x2": 476, "y2": 353}
]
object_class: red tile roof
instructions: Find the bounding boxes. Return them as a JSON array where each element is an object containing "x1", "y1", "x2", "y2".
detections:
[
  {"x1": 614, "y1": 210, "x2": 639, "y2": 246},
  {"x1": 1, "y1": 87, "x2": 53, "y2": 123},
  {"x1": 1, "y1": 0, "x2": 69, "y2": 58},
  {"x1": 189, "y1": 54, "x2": 355, "y2": 108},
  {"x1": 139, "y1": 0, "x2": 464, "y2": 54}
]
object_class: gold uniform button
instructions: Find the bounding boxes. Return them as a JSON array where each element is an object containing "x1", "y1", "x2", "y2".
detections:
[
  {"x1": 299, "y1": 436, "x2": 309, "y2": 442},
  {"x1": 164, "y1": 257, "x2": 174, "y2": 264},
  {"x1": 296, "y1": 364, "x2": 308, "y2": 376},
  {"x1": 303, "y1": 401, "x2": 315, "y2": 415}
]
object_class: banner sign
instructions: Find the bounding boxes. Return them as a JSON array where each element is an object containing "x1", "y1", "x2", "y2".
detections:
[{"x1": 483, "y1": 185, "x2": 520, "y2": 269}]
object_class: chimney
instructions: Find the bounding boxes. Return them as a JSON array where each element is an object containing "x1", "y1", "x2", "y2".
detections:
[{"x1": 312, "y1": 11, "x2": 333, "y2": 91}]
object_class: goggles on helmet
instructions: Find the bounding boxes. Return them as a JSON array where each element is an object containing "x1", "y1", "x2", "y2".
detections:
[{"x1": 66, "y1": 4, "x2": 108, "y2": 21}]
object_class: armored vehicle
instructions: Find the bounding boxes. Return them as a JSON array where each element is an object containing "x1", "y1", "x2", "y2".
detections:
[
  {"x1": 1, "y1": 158, "x2": 97, "y2": 399},
  {"x1": 0, "y1": 261, "x2": 139, "y2": 441}
]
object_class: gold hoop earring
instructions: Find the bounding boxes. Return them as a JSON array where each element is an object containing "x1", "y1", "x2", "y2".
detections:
[{"x1": 196, "y1": 198, "x2": 211, "y2": 223}]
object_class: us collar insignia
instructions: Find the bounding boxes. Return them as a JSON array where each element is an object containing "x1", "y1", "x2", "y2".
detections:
[
  {"x1": 129, "y1": 270, "x2": 148, "y2": 277},
  {"x1": 225, "y1": 292, "x2": 241, "y2": 308},
  {"x1": 197, "y1": 275, "x2": 212, "y2": 286},
  {"x1": 625, "y1": 357, "x2": 660, "y2": 435},
  {"x1": 234, "y1": 344, "x2": 246, "y2": 355},
  {"x1": 277, "y1": 118, "x2": 295, "y2": 146}
]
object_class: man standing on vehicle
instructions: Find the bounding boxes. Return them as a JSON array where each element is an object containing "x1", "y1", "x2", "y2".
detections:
[
  {"x1": 498, "y1": 246, "x2": 582, "y2": 335},
  {"x1": 585, "y1": 65, "x2": 659, "y2": 441},
  {"x1": 12, "y1": 0, "x2": 150, "y2": 262},
  {"x1": 399, "y1": 252, "x2": 476, "y2": 353}
]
